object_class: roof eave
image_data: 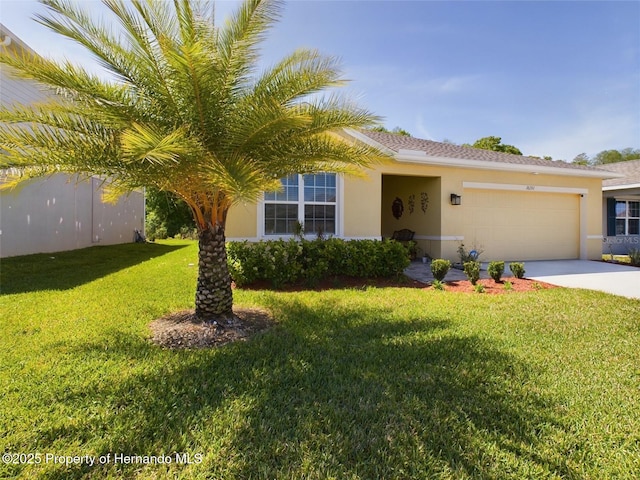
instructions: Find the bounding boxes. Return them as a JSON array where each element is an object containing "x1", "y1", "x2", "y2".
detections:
[{"x1": 603, "y1": 183, "x2": 640, "y2": 191}]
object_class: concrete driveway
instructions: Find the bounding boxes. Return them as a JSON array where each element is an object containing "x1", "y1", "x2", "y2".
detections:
[{"x1": 523, "y1": 260, "x2": 640, "y2": 299}]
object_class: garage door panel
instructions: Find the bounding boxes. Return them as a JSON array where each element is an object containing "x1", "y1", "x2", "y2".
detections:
[{"x1": 462, "y1": 190, "x2": 579, "y2": 261}]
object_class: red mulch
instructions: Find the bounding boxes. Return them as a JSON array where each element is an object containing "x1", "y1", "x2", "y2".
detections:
[
  {"x1": 233, "y1": 276, "x2": 556, "y2": 294},
  {"x1": 439, "y1": 277, "x2": 556, "y2": 294}
]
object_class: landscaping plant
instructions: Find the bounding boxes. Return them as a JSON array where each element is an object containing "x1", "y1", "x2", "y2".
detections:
[
  {"x1": 487, "y1": 261, "x2": 505, "y2": 282},
  {"x1": 227, "y1": 238, "x2": 410, "y2": 288},
  {"x1": 463, "y1": 261, "x2": 481, "y2": 285},
  {"x1": 430, "y1": 259, "x2": 451, "y2": 282},
  {"x1": 457, "y1": 242, "x2": 484, "y2": 264},
  {"x1": 509, "y1": 262, "x2": 526, "y2": 279}
]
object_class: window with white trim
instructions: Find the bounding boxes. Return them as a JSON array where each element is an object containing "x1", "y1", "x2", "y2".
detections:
[
  {"x1": 615, "y1": 200, "x2": 640, "y2": 235},
  {"x1": 264, "y1": 173, "x2": 337, "y2": 236}
]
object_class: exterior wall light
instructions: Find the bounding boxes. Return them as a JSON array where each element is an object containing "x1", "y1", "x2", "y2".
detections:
[{"x1": 450, "y1": 193, "x2": 461, "y2": 206}]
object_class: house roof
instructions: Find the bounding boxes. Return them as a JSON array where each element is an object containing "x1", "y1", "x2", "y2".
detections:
[
  {"x1": 0, "y1": 24, "x2": 37, "y2": 57},
  {"x1": 600, "y1": 159, "x2": 640, "y2": 190},
  {"x1": 346, "y1": 128, "x2": 620, "y2": 179}
]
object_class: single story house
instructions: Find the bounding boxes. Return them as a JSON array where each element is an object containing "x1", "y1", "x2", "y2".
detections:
[
  {"x1": 601, "y1": 159, "x2": 640, "y2": 255},
  {"x1": 0, "y1": 24, "x2": 144, "y2": 258},
  {"x1": 226, "y1": 129, "x2": 619, "y2": 262}
]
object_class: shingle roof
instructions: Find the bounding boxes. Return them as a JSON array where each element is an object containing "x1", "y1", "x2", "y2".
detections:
[
  {"x1": 600, "y1": 159, "x2": 640, "y2": 188},
  {"x1": 354, "y1": 129, "x2": 615, "y2": 177}
]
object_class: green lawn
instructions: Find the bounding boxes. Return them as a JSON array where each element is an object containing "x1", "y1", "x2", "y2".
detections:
[{"x1": 1, "y1": 241, "x2": 639, "y2": 479}]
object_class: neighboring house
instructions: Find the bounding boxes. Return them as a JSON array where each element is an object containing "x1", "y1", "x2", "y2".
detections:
[
  {"x1": 0, "y1": 24, "x2": 144, "y2": 258},
  {"x1": 600, "y1": 159, "x2": 640, "y2": 255},
  {"x1": 226, "y1": 129, "x2": 619, "y2": 262}
]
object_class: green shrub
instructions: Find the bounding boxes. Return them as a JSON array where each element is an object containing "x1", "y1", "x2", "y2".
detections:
[
  {"x1": 487, "y1": 261, "x2": 505, "y2": 282},
  {"x1": 457, "y1": 242, "x2": 484, "y2": 264},
  {"x1": 509, "y1": 262, "x2": 526, "y2": 279},
  {"x1": 474, "y1": 283, "x2": 485, "y2": 293},
  {"x1": 430, "y1": 259, "x2": 451, "y2": 281},
  {"x1": 226, "y1": 238, "x2": 410, "y2": 288},
  {"x1": 629, "y1": 248, "x2": 640, "y2": 267},
  {"x1": 144, "y1": 188, "x2": 195, "y2": 239},
  {"x1": 463, "y1": 261, "x2": 481, "y2": 285},
  {"x1": 503, "y1": 280, "x2": 513, "y2": 291},
  {"x1": 431, "y1": 279, "x2": 445, "y2": 291}
]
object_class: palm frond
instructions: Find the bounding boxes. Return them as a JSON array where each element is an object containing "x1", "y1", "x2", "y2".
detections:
[{"x1": 1, "y1": 0, "x2": 387, "y2": 220}]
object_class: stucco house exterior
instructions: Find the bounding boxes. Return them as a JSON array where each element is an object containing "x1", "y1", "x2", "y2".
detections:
[
  {"x1": 0, "y1": 24, "x2": 144, "y2": 258},
  {"x1": 601, "y1": 159, "x2": 640, "y2": 255},
  {"x1": 226, "y1": 129, "x2": 618, "y2": 262}
]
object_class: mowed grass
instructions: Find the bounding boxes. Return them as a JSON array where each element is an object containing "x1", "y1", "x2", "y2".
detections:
[{"x1": 1, "y1": 241, "x2": 639, "y2": 479}]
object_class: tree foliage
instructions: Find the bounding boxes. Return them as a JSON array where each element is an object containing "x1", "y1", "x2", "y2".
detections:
[
  {"x1": 145, "y1": 188, "x2": 195, "y2": 240},
  {"x1": 572, "y1": 148, "x2": 639, "y2": 165},
  {"x1": 370, "y1": 125, "x2": 412, "y2": 137},
  {"x1": 0, "y1": 0, "x2": 385, "y2": 319},
  {"x1": 463, "y1": 136, "x2": 522, "y2": 155}
]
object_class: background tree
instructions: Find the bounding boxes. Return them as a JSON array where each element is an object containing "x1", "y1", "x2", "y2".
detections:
[
  {"x1": 572, "y1": 153, "x2": 590, "y2": 165},
  {"x1": 370, "y1": 125, "x2": 411, "y2": 136},
  {"x1": 592, "y1": 148, "x2": 640, "y2": 164},
  {"x1": 0, "y1": 0, "x2": 383, "y2": 321},
  {"x1": 463, "y1": 136, "x2": 523, "y2": 155},
  {"x1": 145, "y1": 188, "x2": 196, "y2": 240},
  {"x1": 571, "y1": 148, "x2": 639, "y2": 165}
]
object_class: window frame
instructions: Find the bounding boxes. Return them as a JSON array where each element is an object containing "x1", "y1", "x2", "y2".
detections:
[
  {"x1": 260, "y1": 173, "x2": 341, "y2": 238},
  {"x1": 614, "y1": 199, "x2": 640, "y2": 236}
]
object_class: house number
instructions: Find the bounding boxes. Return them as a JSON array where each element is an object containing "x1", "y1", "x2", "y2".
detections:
[{"x1": 526, "y1": 185, "x2": 535, "y2": 191}]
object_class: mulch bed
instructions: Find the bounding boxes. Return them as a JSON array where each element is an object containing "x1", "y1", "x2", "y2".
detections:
[
  {"x1": 233, "y1": 275, "x2": 556, "y2": 294},
  {"x1": 149, "y1": 307, "x2": 275, "y2": 350},
  {"x1": 437, "y1": 277, "x2": 556, "y2": 294}
]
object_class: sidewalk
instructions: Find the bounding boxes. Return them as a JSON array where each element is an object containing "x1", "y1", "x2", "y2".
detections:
[{"x1": 405, "y1": 260, "x2": 490, "y2": 283}]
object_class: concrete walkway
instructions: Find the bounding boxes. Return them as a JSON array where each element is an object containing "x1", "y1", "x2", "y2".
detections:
[{"x1": 405, "y1": 260, "x2": 640, "y2": 299}]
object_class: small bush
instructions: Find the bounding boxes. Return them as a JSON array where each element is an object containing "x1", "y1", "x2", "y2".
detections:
[
  {"x1": 463, "y1": 261, "x2": 481, "y2": 285},
  {"x1": 474, "y1": 283, "x2": 485, "y2": 293},
  {"x1": 629, "y1": 248, "x2": 640, "y2": 267},
  {"x1": 503, "y1": 280, "x2": 513, "y2": 291},
  {"x1": 430, "y1": 259, "x2": 451, "y2": 281},
  {"x1": 488, "y1": 261, "x2": 505, "y2": 282},
  {"x1": 431, "y1": 279, "x2": 445, "y2": 291},
  {"x1": 509, "y1": 262, "x2": 526, "y2": 279}
]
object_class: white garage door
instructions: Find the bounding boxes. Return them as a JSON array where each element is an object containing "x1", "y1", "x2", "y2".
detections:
[{"x1": 462, "y1": 189, "x2": 580, "y2": 261}]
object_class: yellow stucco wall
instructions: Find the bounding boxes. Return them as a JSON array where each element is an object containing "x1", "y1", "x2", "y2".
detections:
[
  {"x1": 342, "y1": 170, "x2": 381, "y2": 238},
  {"x1": 225, "y1": 160, "x2": 604, "y2": 261}
]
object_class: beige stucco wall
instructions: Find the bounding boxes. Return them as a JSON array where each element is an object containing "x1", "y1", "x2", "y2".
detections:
[
  {"x1": 0, "y1": 174, "x2": 144, "y2": 258},
  {"x1": 224, "y1": 159, "x2": 604, "y2": 262}
]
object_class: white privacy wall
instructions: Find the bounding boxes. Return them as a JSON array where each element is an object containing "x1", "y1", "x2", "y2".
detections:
[
  {"x1": 0, "y1": 25, "x2": 145, "y2": 258},
  {"x1": 0, "y1": 174, "x2": 144, "y2": 257}
]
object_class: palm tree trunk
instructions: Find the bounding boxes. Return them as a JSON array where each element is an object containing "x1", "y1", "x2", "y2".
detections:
[{"x1": 195, "y1": 223, "x2": 233, "y2": 321}]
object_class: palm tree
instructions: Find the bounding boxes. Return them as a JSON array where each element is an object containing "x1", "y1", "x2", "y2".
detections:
[{"x1": 0, "y1": 0, "x2": 383, "y2": 321}]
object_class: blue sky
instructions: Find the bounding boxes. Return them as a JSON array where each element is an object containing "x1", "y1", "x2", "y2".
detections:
[{"x1": 1, "y1": 0, "x2": 639, "y2": 161}]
